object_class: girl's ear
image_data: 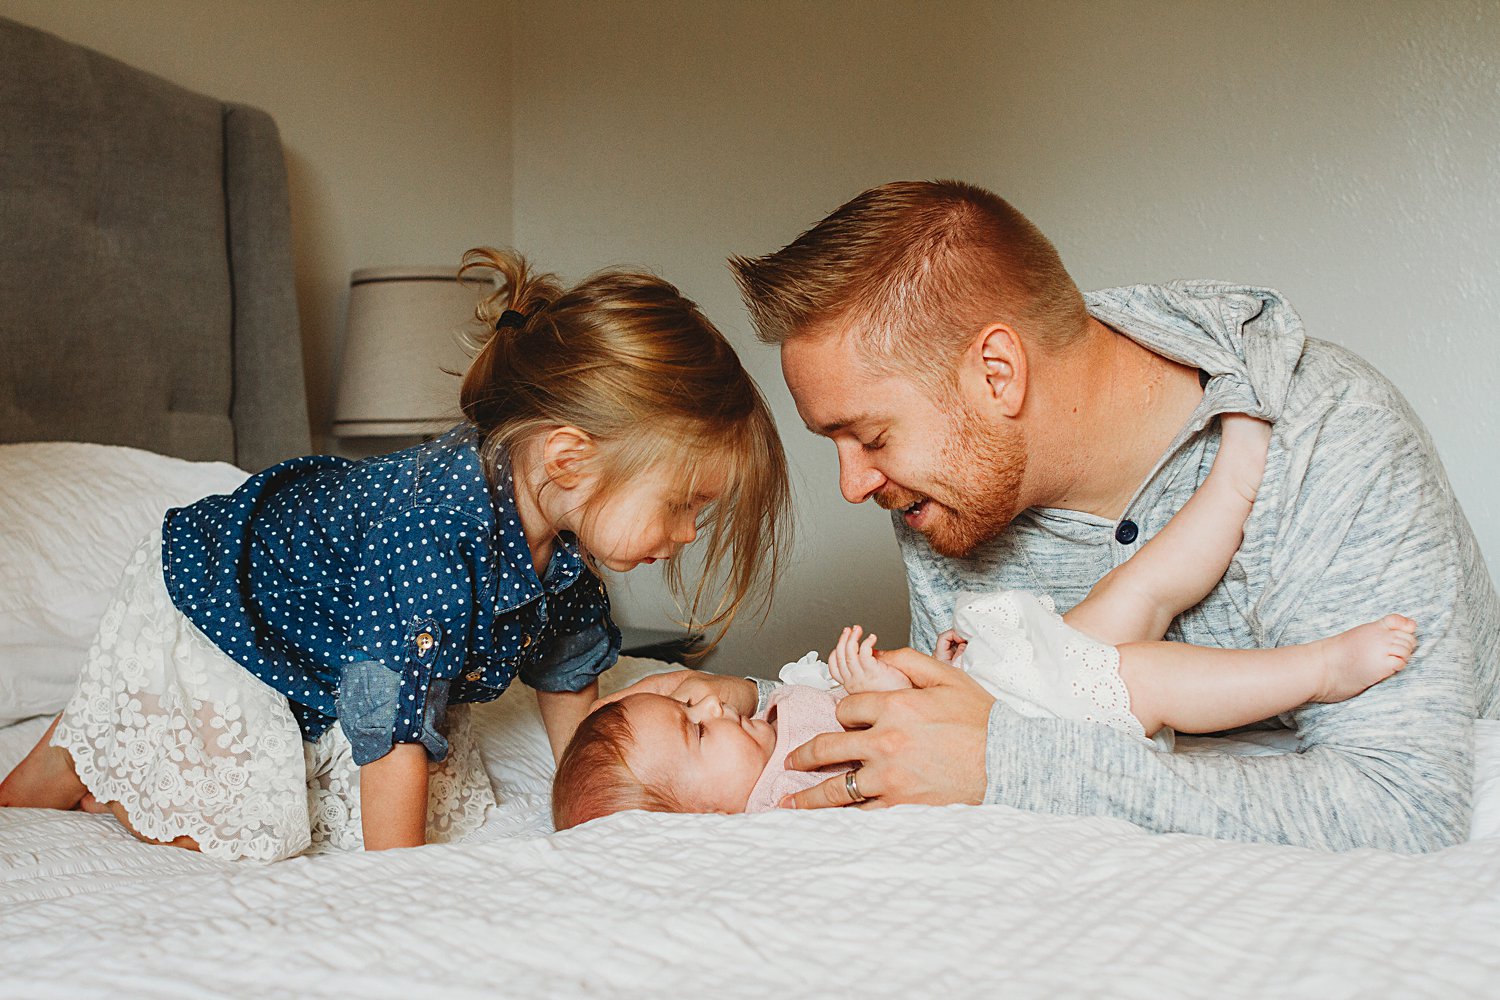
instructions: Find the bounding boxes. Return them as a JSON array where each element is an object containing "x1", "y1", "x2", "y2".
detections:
[{"x1": 541, "y1": 426, "x2": 596, "y2": 489}]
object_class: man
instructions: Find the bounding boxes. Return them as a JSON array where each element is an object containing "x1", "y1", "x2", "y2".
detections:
[{"x1": 617, "y1": 180, "x2": 1499, "y2": 852}]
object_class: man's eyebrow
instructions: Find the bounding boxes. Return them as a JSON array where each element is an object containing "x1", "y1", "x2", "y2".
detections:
[{"x1": 807, "y1": 412, "x2": 874, "y2": 436}]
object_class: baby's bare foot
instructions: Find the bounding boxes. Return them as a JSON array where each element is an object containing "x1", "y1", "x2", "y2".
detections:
[
  {"x1": 1313, "y1": 615, "x2": 1418, "y2": 702},
  {"x1": 0, "y1": 715, "x2": 87, "y2": 810},
  {"x1": 1215, "y1": 413, "x2": 1273, "y2": 503}
]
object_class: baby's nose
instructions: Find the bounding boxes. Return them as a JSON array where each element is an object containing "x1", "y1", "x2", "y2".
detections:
[{"x1": 688, "y1": 694, "x2": 724, "y2": 722}]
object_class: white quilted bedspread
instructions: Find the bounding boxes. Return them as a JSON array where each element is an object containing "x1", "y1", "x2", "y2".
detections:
[{"x1": 3, "y1": 659, "x2": 1499, "y2": 999}]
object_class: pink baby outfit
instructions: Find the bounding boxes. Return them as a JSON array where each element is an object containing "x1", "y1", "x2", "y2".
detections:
[{"x1": 742, "y1": 683, "x2": 852, "y2": 813}]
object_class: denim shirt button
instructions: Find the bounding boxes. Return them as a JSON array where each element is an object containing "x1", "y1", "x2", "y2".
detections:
[
  {"x1": 521, "y1": 633, "x2": 533, "y2": 648},
  {"x1": 465, "y1": 669, "x2": 482, "y2": 682}
]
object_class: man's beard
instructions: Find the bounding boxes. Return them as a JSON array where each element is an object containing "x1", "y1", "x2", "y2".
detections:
[{"x1": 877, "y1": 405, "x2": 1026, "y2": 559}]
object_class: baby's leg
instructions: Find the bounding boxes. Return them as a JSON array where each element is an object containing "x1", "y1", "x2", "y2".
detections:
[
  {"x1": 1065, "y1": 413, "x2": 1271, "y2": 646},
  {"x1": 1120, "y1": 615, "x2": 1417, "y2": 736},
  {"x1": 0, "y1": 714, "x2": 88, "y2": 810},
  {"x1": 829, "y1": 626, "x2": 912, "y2": 693}
]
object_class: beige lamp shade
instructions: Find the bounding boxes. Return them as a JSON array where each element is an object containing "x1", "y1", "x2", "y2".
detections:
[{"x1": 332, "y1": 267, "x2": 490, "y2": 437}]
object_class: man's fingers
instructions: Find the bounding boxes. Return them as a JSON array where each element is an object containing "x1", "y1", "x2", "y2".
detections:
[
  {"x1": 592, "y1": 669, "x2": 694, "y2": 710},
  {"x1": 832, "y1": 689, "x2": 889, "y2": 729},
  {"x1": 784, "y1": 728, "x2": 871, "y2": 772},
  {"x1": 782, "y1": 769, "x2": 872, "y2": 810},
  {"x1": 878, "y1": 647, "x2": 971, "y2": 688}
]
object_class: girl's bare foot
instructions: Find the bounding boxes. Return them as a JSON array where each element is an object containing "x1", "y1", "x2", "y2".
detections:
[
  {"x1": 1215, "y1": 413, "x2": 1273, "y2": 504},
  {"x1": 80, "y1": 792, "x2": 201, "y2": 851},
  {"x1": 0, "y1": 714, "x2": 87, "y2": 810},
  {"x1": 1313, "y1": 615, "x2": 1418, "y2": 702}
]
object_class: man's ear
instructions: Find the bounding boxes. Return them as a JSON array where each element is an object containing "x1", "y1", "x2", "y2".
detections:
[
  {"x1": 967, "y1": 323, "x2": 1028, "y2": 418},
  {"x1": 541, "y1": 426, "x2": 596, "y2": 489}
]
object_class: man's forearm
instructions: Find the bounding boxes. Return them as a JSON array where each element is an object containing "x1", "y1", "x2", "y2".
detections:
[{"x1": 983, "y1": 699, "x2": 1472, "y2": 853}]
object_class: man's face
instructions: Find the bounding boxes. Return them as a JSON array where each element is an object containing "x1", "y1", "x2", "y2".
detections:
[{"x1": 781, "y1": 331, "x2": 1028, "y2": 558}]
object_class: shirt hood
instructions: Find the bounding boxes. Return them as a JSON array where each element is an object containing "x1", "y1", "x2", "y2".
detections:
[{"x1": 1084, "y1": 280, "x2": 1308, "y2": 423}]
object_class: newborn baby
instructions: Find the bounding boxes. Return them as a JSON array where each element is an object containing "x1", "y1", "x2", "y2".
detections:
[{"x1": 550, "y1": 648, "x2": 880, "y2": 826}]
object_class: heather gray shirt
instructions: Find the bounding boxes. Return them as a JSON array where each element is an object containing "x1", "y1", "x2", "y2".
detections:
[{"x1": 898, "y1": 281, "x2": 1500, "y2": 853}]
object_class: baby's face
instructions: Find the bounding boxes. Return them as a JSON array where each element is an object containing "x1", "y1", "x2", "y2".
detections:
[{"x1": 619, "y1": 691, "x2": 776, "y2": 814}]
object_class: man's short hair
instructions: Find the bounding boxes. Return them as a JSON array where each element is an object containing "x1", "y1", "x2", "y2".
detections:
[{"x1": 729, "y1": 180, "x2": 1087, "y2": 385}]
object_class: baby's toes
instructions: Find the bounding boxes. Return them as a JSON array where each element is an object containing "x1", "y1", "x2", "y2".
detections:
[{"x1": 1381, "y1": 614, "x2": 1417, "y2": 635}]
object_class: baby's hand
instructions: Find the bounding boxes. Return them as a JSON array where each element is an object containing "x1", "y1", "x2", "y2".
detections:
[
  {"x1": 934, "y1": 629, "x2": 967, "y2": 665},
  {"x1": 827, "y1": 625, "x2": 912, "y2": 693}
]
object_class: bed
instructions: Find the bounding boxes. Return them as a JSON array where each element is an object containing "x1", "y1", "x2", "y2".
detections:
[{"x1": 3, "y1": 16, "x2": 1499, "y2": 998}]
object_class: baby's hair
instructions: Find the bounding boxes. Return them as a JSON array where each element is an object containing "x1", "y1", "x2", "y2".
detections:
[
  {"x1": 456, "y1": 248, "x2": 791, "y2": 647},
  {"x1": 552, "y1": 700, "x2": 681, "y2": 830}
]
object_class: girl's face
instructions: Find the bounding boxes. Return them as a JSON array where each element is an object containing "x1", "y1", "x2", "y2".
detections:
[{"x1": 571, "y1": 463, "x2": 726, "y2": 573}]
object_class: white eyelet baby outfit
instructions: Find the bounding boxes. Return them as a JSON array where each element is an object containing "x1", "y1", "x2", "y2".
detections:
[{"x1": 952, "y1": 589, "x2": 1173, "y2": 750}]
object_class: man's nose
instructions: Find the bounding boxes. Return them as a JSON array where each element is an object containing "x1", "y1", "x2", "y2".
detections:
[{"x1": 837, "y1": 446, "x2": 886, "y2": 504}]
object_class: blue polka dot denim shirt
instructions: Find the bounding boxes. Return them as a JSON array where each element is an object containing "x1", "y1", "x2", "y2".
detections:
[{"x1": 162, "y1": 423, "x2": 620, "y2": 766}]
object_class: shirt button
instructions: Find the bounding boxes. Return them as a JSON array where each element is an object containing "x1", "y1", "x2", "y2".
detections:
[
  {"x1": 521, "y1": 633, "x2": 533, "y2": 648},
  {"x1": 1114, "y1": 519, "x2": 1139, "y2": 544},
  {"x1": 465, "y1": 669, "x2": 482, "y2": 682}
]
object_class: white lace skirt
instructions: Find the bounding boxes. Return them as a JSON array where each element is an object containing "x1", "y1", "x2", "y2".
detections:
[
  {"x1": 51, "y1": 532, "x2": 495, "y2": 861},
  {"x1": 953, "y1": 589, "x2": 1174, "y2": 750}
]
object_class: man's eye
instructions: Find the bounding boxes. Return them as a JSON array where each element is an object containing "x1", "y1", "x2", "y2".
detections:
[{"x1": 862, "y1": 433, "x2": 887, "y2": 452}]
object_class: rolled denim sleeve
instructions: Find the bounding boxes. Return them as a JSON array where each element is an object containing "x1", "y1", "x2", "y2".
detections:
[
  {"x1": 520, "y1": 617, "x2": 620, "y2": 692},
  {"x1": 337, "y1": 654, "x2": 452, "y2": 766}
]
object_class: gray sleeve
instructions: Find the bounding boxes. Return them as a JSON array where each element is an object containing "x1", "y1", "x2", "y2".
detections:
[
  {"x1": 984, "y1": 406, "x2": 1476, "y2": 853},
  {"x1": 751, "y1": 677, "x2": 779, "y2": 717}
]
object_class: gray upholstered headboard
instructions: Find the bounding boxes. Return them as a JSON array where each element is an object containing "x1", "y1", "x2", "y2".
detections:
[{"x1": 0, "y1": 16, "x2": 310, "y2": 470}]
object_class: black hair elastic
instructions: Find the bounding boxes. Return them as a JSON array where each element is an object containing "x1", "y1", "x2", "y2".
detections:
[{"x1": 495, "y1": 309, "x2": 529, "y2": 331}]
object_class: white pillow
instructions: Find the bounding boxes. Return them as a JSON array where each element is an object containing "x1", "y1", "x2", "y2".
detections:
[{"x1": 0, "y1": 442, "x2": 249, "y2": 726}]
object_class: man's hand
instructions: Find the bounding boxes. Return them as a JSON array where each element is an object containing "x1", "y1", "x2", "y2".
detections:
[
  {"x1": 783, "y1": 648, "x2": 995, "y2": 809},
  {"x1": 593, "y1": 669, "x2": 759, "y2": 718}
]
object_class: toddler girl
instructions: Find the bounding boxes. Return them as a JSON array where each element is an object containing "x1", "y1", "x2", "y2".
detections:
[
  {"x1": 552, "y1": 414, "x2": 1415, "y2": 826},
  {"x1": 0, "y1": 249, "x2": 789, "y2": 859}
]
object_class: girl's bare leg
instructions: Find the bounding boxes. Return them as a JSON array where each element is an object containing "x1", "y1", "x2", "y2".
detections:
[
  {"x1": 0, "y1": 714, "x2": 88, "y2": 810},
  {"x1": 1120, "y1": 615, "x2": 1418, "y2": 736},
  {"x1": 79, "y1": 793, "x2": 201, "y2": 851}
]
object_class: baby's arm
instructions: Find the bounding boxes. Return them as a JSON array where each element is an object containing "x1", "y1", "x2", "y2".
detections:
[
  {"x1": 1120, "y1": 615, "x2": 1418, "y2": 736},
  {"x1": 360, "y1": 744, "x2": 430, "y2": 850},
  {"x1": 828, "y1": 626, "x2": 912, "y2": 693},
  {"x1": 1065, "y1": 413, "x2": 1271, "y2": 646}
]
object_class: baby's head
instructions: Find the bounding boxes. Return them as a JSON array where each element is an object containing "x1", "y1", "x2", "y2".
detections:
[{"x1": 552, "y1": 691, "x2": 776, "y2": 830}]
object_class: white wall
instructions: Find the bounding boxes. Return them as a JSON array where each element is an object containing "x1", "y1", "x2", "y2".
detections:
[
  {"x1": 511, "y1": 0, "x2": 1500, "y2": 676},
  {"x1": 7, "y1": 1, "x2": 1496, "y2": 678},
  {"x1": 0, "y1": 0, "x2": 515, "y2": 450}
]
